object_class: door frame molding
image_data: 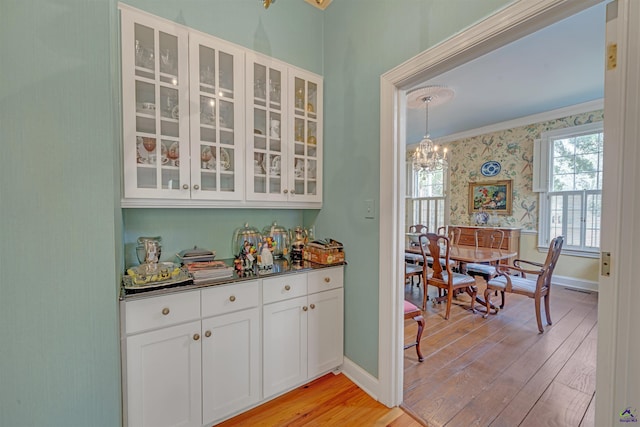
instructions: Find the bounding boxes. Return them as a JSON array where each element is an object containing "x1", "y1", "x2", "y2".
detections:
[{"x1": 378, "y1": 0, "x2": 606, "y2": 410}]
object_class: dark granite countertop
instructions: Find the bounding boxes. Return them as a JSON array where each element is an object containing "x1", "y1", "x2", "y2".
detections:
[{"x1": 120, "y1": 258, "x2": 346, "y2": 301}]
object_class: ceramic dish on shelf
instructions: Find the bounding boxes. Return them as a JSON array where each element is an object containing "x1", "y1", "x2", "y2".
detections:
[{"x1": 220, "y1": 148, "x2": 231, "y2": 170}]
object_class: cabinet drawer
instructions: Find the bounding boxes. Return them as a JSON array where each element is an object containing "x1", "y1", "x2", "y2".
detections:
[
  {"x1": 201, "y1": 280, "x2": 259, "y2": 317},
  {"x1": 125, "y1": 291, "x2": 200, "y2": 335},
  {"x1": 263, "y1": 273, "x2": 307, "y2": 304},
  {"x1": 307, "y1": 267, "x2": 344, "y2": 294}
]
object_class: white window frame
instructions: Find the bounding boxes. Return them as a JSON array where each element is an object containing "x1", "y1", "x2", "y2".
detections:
[
  {"x1": 405, "y1": 161, "x2": 449, "y2": 233},
  {"x1": 534, "y1": 121, "x2": 603, "y2": 257}
]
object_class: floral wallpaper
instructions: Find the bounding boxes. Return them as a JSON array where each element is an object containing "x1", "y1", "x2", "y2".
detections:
[{"x1": 443, "y1": 109, "x2": 604, "y2": 231}]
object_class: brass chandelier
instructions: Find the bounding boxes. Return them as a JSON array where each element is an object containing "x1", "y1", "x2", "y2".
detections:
[{"x1": 408, "y1": 86, "x2": 453, "y2": 172}]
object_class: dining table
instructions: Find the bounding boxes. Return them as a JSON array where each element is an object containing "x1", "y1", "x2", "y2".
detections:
[{"x1": 405, "y1": 243, "x2": 517, "y2": 313}]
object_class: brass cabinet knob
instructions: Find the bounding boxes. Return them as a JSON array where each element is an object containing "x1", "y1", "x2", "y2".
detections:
[
  {"x1": 229, "y1": 295, "x2": 236, "y2": 302},
  {"x1": 193, "y1": 184, "x2": 200, "y2": 190},
  {"x1": 161, "y1": 307, "x2": 170, "y2": 315},
  {"x1": 283, "y1": 189, "x2": 289, "y2": 194},
  {"x1": 205, "y1": 330, "x2": 212, "y2": 338},
  {"x1": 290, "y1": 190, "x2": 296, "y2": 195},
  {"x1": 182, "y1": 184, "x2": 188, "y2": 189},
  {"x1": 324, "y1": 277, "x2": 331, "y2": 283},
  {"x1": 284, "y1": 285, "x2": 291, "y2": 291},
  {"x1": 302, "y1": 306, "x2": 308, "y2": 311},
  {"x1": 193, "y1": 333, "x2": 200, "y2": 341},
  {"x1": 310, "y1": 304, "x2": 316, "y2": 309}
]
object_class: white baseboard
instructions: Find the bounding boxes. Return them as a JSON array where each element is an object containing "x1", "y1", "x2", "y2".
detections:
[
  {"x1": 340, "y1": 357, "x2": 382, "y2": 403},
  {"x1": 553, "y1": 274, "x2": 598, "y2": 293}
]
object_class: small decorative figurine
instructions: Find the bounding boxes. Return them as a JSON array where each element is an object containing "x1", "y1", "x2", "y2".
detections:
[
  {"x1": 258, "y1": 237, "x2": 276, "y2": 269},
  {"x1": 234, "y1": 240, "x2": 257, "y2": 273}
]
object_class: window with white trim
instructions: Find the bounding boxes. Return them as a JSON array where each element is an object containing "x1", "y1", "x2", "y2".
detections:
[
  {"x1": 535, "y1": 122, "x2": 603, "y2": 255},
  {"x1": 405, "y1": 163, "x2": 447, "y2": 233}
]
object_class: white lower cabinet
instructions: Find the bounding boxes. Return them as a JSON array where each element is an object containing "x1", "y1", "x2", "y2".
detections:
[
  {"x1": 262, "y1": 267, "x2": 344, "y2": 399},
  {"x1": 201, "y1": 307, "x2": 260, "y2": 423},
  {"x1": 122, "y1": 267, "x2": 343, "y2": 427}
]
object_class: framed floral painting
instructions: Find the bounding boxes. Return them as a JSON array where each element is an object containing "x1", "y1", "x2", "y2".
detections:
[{"x1": 468, "y1": 180, "x2": 512, "y2": 215}]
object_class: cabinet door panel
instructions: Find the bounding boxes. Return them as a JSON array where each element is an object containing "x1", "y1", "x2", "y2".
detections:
[
  {"x1": 202, "y1": 308, "x2": 260, "y2": 423},
  {"x1": 126, "y1": 321, "x2": 202, "y2": 427},
  {"x1": 308, "y1": 288, "x2": 344, "y2": 378},
  {"x1": 263, "y1": 296, "x2": 307, "y2": 398},
  {"x1": 287, "y1": 70, "x2": 322, "y2": 203},
  {"x1": 246, "y1": 53, "x2": 289, "y2": 201},
  {"x1": 121, "y1": 7, "x2": 190, "y2": 200},
  {"x1": 189, "y1": 32, "x2": 245, "y2": 200}
]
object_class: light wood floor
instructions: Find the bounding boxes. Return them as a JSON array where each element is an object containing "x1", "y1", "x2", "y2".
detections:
[
  {"x1": 217, "y1": 279, "x2": 597, "y2": 427},
  {"x1": 216, "y1": 372, "x2": 422, "y2": 426},
  {"x1": 403, "y1": 279, "x2": 598, "y2": 427}
]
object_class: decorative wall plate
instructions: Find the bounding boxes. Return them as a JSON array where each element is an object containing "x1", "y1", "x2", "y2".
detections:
[{"x1": 481, "y1": 161, "x2": 501, "y2": 177}]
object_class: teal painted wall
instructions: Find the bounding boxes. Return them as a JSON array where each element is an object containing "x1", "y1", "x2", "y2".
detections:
[
  {"x1": 0, "y1": 0, "x2": 515, "y2": 425},
  {"x1": 318, "y1": 0, "x2": 513, "y2": 376},
  {"x1": 0, "y1": 1, "x2": 122, "y2": 426}
]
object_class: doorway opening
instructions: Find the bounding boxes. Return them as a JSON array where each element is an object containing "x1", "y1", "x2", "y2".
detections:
[{"x1": 377, "y1": 0, "x2": 606, "y2": 417}]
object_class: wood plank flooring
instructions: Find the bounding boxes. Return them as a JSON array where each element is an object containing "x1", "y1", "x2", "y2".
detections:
[
  {"x1": 403, "y1": 279, "x2": 598, "y2": 427},
  {"x1": 216, "y1": 372, "x2": 422, "y2": 427},
  {"x1": 215, "y1": 279, "x2": 597, "y2": 427}
]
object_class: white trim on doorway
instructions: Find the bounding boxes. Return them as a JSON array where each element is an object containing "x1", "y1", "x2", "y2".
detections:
[{"x1": 378, "y1": 0, "x2": 604, "y2": 410}]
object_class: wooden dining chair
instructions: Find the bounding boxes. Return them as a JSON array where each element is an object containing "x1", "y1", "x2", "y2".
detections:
[
  {"x1": 466, "y1": 228, "x2": 505, "y2": 281},
  {"x1": 404, "y1": 300, "x2": 424, "y2": 362},
  {"x1": 405, "y1": 233, "x2": 429, "y2": 292},
  {"x1": 421, "y1": 233, "x2": 476, "y2": 318},
  {"x1": 484, "y1": 236, "x2": 564, "y2": 333},
  {"x1": 409, "y1": 224, "x2": 428, "y2": 234},
  {"x1": 437, "y1": 226, "x2": 461, "y2": 244}
]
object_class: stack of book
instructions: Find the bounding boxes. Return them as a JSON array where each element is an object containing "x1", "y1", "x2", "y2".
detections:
[{"x1": 185, "y1": 260, "x2": 234, "y2": 284}]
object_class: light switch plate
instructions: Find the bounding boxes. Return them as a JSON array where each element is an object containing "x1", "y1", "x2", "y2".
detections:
[{"x1": 365, "y1": 199, "x2": 375, "y2": 219}]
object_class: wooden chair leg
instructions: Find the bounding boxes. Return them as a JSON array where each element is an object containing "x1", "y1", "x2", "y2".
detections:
[
  {"x1": 534, "y1": 297, "x2": 544, "y2": 333},
  {"x1": 444, "y1": 289, "x2": 453, "y2": 320},
  {"x1": 413, "y1": 314, "x2": 424, "y2": 362},
  {"x1": 483, "y1": 288, "x2": 492, "y2": 318},
  {"x1": 544, "y1": 294, "x2": 552, "y2": 326},
  {"x1": 500, "y1": 290, "x2": 505, "y2": 309},
  {"x1": 422, "y1": 283, "x2": 428, "y2": 311}
]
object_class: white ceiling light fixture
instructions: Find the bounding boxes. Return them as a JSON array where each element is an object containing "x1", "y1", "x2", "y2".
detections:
[
  {"x1": 304, "y1": 0, "x2": 332, "y2": 10},
  {"x1": 408, "y1": 86, "x2": 454, "y2": 172}
]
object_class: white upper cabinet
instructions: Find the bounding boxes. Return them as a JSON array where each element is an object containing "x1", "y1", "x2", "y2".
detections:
[
  {"x1": 121, "y1": 7, "x2": 191, "y2": 200},
  {"x1": 120, "y1": 5, "x2": 322, "y2": 208},
  {"x1": 287, "y1": 68, "x2": 322, "y2": 203},
  {"x1": 188, "y1": 31, "x2": 245, "y2": 200},
  {"x1": 245, "y1": 53, "x2": 288, "y2": 202},
  {"x1": 246, "y1": 54, "x2": 323, "y2": 205}
]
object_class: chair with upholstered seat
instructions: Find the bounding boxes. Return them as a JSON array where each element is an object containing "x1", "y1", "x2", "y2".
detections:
[
  {"x1": 421, "y1": 233, "x2": 477, "y2": 318},
  {"x1": 484, "y1": 236, "x2": 564, "y2": 333},
  {"x1": 404, "y1": 300, "x2": 424, "y2": 362},
  {"x1": 466, "y1": 228, "x2": 505, "y2": 281},
  {"x1": 405, "y1": 233, "x2": 429, "y2": 291}
]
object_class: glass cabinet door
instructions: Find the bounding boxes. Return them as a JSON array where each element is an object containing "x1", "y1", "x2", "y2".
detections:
[
  {"x1": 246, "y1": 54, "x2": 288, "y2": 201},
  {"x1": 189, "y1": 32, "x2": 245, "y2": 200},
  {"x1": 121, "y1": 8, "x2": 190, "y2": 199},
  {"x1": 289, "y1": 71, "x2": 322, "y2": 202}
]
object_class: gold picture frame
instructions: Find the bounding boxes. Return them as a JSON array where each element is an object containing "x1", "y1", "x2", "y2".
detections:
[{"x1": 468, "y1": 180, "x2": 513, "y2": 215}]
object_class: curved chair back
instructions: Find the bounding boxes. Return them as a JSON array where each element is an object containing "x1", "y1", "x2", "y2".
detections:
[
  {"x1": 474, "y1": 228, "x2": 504, "y2": 249},
  {"x1": 409, "y1": 224, "x2": 428, "y2": 234}
]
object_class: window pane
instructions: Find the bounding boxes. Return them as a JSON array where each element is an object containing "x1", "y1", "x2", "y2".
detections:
[
  {"x1": 585, "y1": 193, "x2": 601, "y2": 248},
  {"x1": 549, "y1": 195, "x2": 563, "y2": 242},
  {"x1": 565, "y1": 193, "x2": 583, "y2": 247}
]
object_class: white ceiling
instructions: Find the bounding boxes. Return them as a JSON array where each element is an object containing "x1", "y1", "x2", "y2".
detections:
[{"x1": 405, "y1": 2, "x2": 606, "y2": 143}]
